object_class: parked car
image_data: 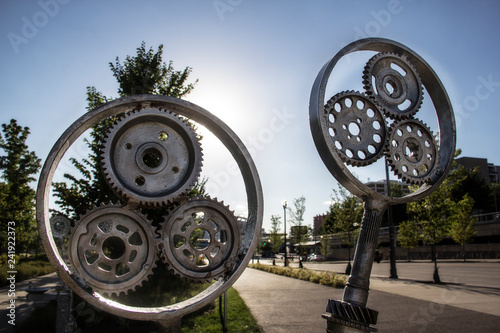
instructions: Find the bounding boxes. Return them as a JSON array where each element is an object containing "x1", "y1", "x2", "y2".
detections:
[
  {"x1": 307, "y1": 254, "x2": 325, "y2": 261},
  {"x1": 374, "y1": 251, "x2": 383, "y2": 263}
]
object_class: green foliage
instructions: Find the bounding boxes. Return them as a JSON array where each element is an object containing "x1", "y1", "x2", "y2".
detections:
[
  {"x1": 323, "y1": 187, "x2": 362, "y2": 248},
  {"x1": 0, "y1": 119, "x2": 41, "y2": 253},
  {"x1": 287, "y1": 196, "x2": 307, "y2": 249},
  {"x1": 268, "y1": 215, "x2": 282, "y2": 254},
  {"x1": 110, "y1": 42, "x2": 197, "y2": 98},
  {"x1": 398, "y1": 220, "x2": 420, "y2": 250},
  {"x1": 249, "y1": 263, "x2": 347, "y2": 289},
  {"x1": 182, "y1": 288, "x2": 262, "y2": 332},
  {"x1": 52, "y1": 42, "x2": 199, "y2": 220},
  {"x1": 449, "y1": 194, "x2": 476, "y2": 247},
  {"x1": 0, "y1": 257, "x2": 53, "y2": 287}
]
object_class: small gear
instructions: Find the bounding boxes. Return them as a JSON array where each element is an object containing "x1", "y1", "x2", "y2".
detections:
[
  {"x1": 159, "y1": 197, "x2": 241, "y2": 282},
  {"x1": 50, "y1": 215, "x2": 71, "y2": 238},
  {"x1": 386, "y1": 119, "x2": 438, "y2": 185},
  {"x1": 68, "y1": 203, "x2": 158, "y2": 296},
  {"x1": 101, "y1": 108, "x2": 203, "y2": 207},
  {"x1": 323, "y1": 91, "x2": 387, "y2": 166},
  {"x1": 363, "y1": 52, "x2": 423, "y2": 120}
]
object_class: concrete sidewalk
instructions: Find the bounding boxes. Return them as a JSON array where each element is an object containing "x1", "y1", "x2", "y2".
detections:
[
  {"x1": 0, "y1": 272, "x2": 64, "y2": 333},
  {"x1": 233, "y1": 268, "x2": 500, "y2": 332}
]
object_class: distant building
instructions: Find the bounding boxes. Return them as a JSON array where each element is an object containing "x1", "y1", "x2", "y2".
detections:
[
  {"x1": 365, "y1": 180, "x2": 410, "y2": 195},
  {"x1": 455, "y1": 156, "x2": 499, "y2": 183},
  {"x1": 313, "y1": 214, "x2": 326, "y2": 232}
]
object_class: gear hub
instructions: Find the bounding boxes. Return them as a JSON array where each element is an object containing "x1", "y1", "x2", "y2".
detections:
[
  {"x1": 68, "y1": 204, "x2": 158, "y2": 296},
  {"x1": 101, "y1": 108, "x2": 203, "y2": 207},
  {"x1": 324, "y1": 91, "x2": 387, "y2": 166},
  {"x1": 159, "y1": 197, "x2": 241, "y2": 282}
]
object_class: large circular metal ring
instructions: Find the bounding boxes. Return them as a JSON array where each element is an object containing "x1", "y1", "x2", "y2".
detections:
[
  {"x1": 386, "y1": 119, "x2": 438, "y2": 185},
  {"x1": 160, "y1": 197, "x2": 241, "y2": 282},
  {"x1": 309, "y1": 38, "x2": 456, "y2": 205},
  {"x1": 102, "y1": 108, "x2": 202, "y2": 207},
  {"x1": 363, "y1": 52, "x2": 423, "y2": 120},
  {"x1": 68, "y1": 204, "x2": 158, "y2": 296},
  {"x1": 324, "y1": 91, "x2": 387, "y2": 166},
  {"x1": 36, "y1": 95, "x2": 263, "y2": 323}
]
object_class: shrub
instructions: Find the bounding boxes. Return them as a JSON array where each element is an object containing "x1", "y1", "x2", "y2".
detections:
[{"x1": 248, "y1": 263, "x2": 346, "y2": 289}]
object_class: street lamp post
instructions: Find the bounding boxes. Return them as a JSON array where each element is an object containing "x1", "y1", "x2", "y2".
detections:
[{"x1": 282, "y1": 200, "x2": 287, "y2": 267}]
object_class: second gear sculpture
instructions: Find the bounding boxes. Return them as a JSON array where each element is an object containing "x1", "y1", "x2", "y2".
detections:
[
  {"x1": 36, "y1": 95, "x2": 263, "y2": 330},
  {"x1": 310, "y1": 38, "x2": 456, "y2": 332}
]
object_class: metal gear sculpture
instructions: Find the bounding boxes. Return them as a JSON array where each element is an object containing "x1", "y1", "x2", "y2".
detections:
[
  {"x1": 310, "y1": 38, "x2": 456, "y2": 332},
  {"x1": 159, "y1": 196, "x2": 241, "y2": 282},
  {"x1": 324, "y1": 90, "x2": 387, "y2": 166},
  {"x1": 36, "y1": 95, "x2": 263, "y2": 330},
  {"x1": 101, "y1": 108, "x2": 203, "y2": 207},
  {"x1": 68, "y1": 204, "x2": 158, "y2": 296},
  {"x1": 363, "y1": 52, "x2": 424, "y2": 120},
  {"x1": 386, "y1": 119, "x2": 438, "y2": 185}
]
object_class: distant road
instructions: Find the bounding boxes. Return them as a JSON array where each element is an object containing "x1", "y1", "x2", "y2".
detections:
[{"x1": 258, "y1": 259, "x2": 500, "y2": 289}]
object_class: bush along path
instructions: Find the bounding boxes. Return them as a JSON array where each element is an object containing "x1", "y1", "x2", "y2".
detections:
[{"x1": 248, "y1": 263, "x2": 347, "y2": 288}]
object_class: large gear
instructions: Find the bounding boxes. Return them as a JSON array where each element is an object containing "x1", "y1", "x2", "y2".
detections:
[
  {"x1": 363, "y1": 52, "x2": 423, "y2": 120},
  {"x1": 68, "y1": 204, "x2": 158, "y2": 296},
  {"x1": 159, "y1": 197, "x2": 241, "y2": 282},
  {"x1": 386, "y1": 119, "x2": 438, "y2": 185},
  {"x1": 101, "y1": 108, "x2": 203, "y2": 207},
  {"x1": 323, "y1": 91, "x2": 387, "y2": 166}
]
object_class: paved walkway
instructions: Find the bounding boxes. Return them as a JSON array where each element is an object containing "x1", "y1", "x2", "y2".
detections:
[
  {"x1": 2, "y1": 268, "x2": 500, "y2": 332},
  {"x1": 0, "y1": 272, "x2": 64, "y2": 333},
  {"x1": 233, "y1": 268, "x2": 500, "y2": 332}
]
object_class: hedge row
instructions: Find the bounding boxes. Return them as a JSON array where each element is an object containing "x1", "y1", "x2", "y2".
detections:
[{"x1": 248, "y1": 263, "x2": 347, "y2": 288}]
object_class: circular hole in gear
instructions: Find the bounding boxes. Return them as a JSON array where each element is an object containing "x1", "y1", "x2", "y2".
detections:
[
  {"x1": 191, "y1": 228, "x2": 210, "y2": 250},
  {"x1": 102, "y1": 236, "x2": 126, "y2": 260},
  {"x1": 348, "y1": 122, "x2": 360, "y2": 136},
  {"x1": 125, "y1": 143, "x2": 132, "y2": 150},
  {"x1": 142, "y1": 147, "x2": 163, "y2": 169},
  {"x1": 135, "y1": 175, "x2": 145, "y2": 186}
]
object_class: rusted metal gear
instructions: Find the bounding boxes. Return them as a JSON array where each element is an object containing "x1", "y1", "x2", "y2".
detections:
[
  {"x1": 386, "y1": 119, "x2": 438, "y2": 185},
  {"x1": 68, "y1": 203, "x2": 158, "y2": 296},
  {"x1": 101, "y1": 108, "x2": 203, "y2": 207},
  {"x1": 323, "y1": 91, "x2": 387, "y2": 166},
  {"x1": 363, "y1": 52, "x2": 423, "y2": 120},
  {"x1": 159, "y1": 197, "x2": 241, "y2": 282}
]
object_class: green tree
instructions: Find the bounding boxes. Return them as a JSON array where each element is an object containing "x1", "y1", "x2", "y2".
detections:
[
  {"x1": 408, "y1": 180, "x2": 454, "y2": 283},
  {"x1": 398, "y1": 220, "x2": 420, "y2": 261},
  {"x1": 448, "y1": 164, "x2": 493, "y2": 214},
  {"x1": 52, "y1": 42, "x2": 198, "y2": 219},
  {"x1": 268, "y1": 215, "x2": 283, "y2": 254},
  {"x1": 324, "y1": 187, "x2": 362, "y2": 273},
  {"x1": 449, "y1": 194, "x2": 476, "y2": 261},
  {"x1": 287, "y1": 196, "x2": 306, "y2": 254},
  {"x1": 0, "y1": 119, "x2": 41, "y2": 254}
]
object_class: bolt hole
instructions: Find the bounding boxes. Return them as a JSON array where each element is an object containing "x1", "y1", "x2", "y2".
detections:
[{"x1": 135, "y1": 175, "x2": 145, "y2": 186}]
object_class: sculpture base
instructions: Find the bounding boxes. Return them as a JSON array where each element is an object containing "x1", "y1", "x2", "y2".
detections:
[{"x1": 323, "y1": 300, "x2": 378, "y2": 332}]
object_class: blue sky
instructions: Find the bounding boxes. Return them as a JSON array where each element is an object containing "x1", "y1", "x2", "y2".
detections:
[{"x1": 1, "y1": 0, "x2": 499, "y2": 232}]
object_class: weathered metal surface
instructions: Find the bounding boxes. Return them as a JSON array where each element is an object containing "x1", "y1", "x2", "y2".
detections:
[
  {"x1": 36, "y1": 94, "x2": 263, "y2": 328},
  {"x1": 309, "y1": 38, "x2": 456, "y2": 332}
]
